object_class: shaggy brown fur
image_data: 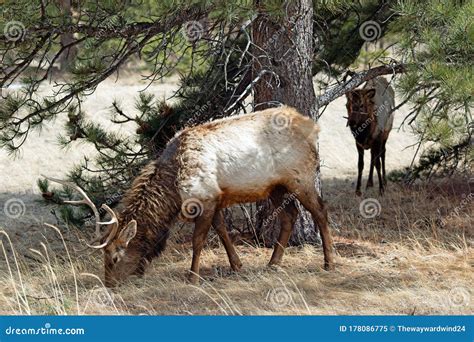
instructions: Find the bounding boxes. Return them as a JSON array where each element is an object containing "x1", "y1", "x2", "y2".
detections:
[
  {"x1": 103, "y1": 149, "x2": 182, "y2": 286},
  {"x1": 119, "y1": 161, "x2": 181, "y2": 257}
]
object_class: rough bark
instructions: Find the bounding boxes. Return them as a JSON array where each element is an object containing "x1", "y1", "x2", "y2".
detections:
[
  {"x1": 58, "y1": 0, "x2": 77, "y2": 71},
  {"x1": 251, "y1": 0, "x2": 320, "y2": 246}
]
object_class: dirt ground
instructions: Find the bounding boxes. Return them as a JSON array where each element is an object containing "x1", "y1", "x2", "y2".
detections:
[{"x1": 0, "y1": 76, "x2": 471, "y2": 315}]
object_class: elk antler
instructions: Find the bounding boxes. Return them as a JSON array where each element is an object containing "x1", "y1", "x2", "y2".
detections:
[
  {"x1": 85, "y1": 204, "x2": 119, "y2": 249},
  {"x1": 41, "y1": 175, "x2": 119, "y2": 249}
]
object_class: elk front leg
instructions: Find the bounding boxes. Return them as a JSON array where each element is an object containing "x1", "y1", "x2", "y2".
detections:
[
  {"x1": 374, "y1": 144, "x2": 384, "y2": 195},
  {"x1": 367, "y1": 148, "x2": 375, "y2": 189},
  {"x1": 381, "y1": 139, "x2": 387, "y2": 186},
  {"x1": 189, "y1": 207, "x2": 214, "y2": 284},
  {"x1": 356, "y1": 145, "x2": 364, "y2": 196},
  {"x1": 212, "y1": 210, "x2": 242, "y2": 271}
]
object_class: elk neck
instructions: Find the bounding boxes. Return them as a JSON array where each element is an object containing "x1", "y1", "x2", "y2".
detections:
[{"x1": 118, "y1": 159, "x2": 181, "y2": 258}]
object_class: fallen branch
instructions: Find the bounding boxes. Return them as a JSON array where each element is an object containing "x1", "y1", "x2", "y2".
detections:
[{"x1": 316, "y1": 63, "x2": 407, "y2": 109}]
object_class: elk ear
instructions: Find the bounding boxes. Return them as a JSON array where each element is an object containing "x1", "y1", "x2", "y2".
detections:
[
  {"x1": 118, "y1": 220, "x2": 137, "y2": 247},
  {"x1": 366, "y1": 89, "x2": 376, "y2": 99}
]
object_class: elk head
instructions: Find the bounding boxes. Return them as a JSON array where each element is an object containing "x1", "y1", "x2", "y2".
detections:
[
  {"x1": 345, "y1": 88, "x2": 376, "y2": 129},
  {"x1": 43, "y1": 176, "x2": 142, "y2": 287}
]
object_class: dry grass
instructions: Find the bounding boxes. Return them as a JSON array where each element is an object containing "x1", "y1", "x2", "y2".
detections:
[{"x1": 0, "y1": 178, "x2": 472, "y2": 315}]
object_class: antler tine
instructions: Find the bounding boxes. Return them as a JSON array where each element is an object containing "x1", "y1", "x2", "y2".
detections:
[
  {"x1": 85, "y1": 236, "x2": 110, "y2": 249},
  {"x1": 42, "y1": 175, "x2": 104, "y2": 245},
  {"x1": 98, "y1": 204, "x2": 120, "y2": 246},
  {"x1": 99, "y1": 204, "x2": 118, "y2": 225},
  {"x1": 69, "y1": 230, "x2": 111, "y2": 252},
  {"x1": 42, "y1": 175, "x2": 121, "y2": 249},
  {"x1": 83, "y1": 205, "x2": 119, "y2": 249}
]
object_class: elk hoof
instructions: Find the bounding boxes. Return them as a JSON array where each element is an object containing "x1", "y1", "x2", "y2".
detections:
[
  {"x1": 366, "y1": 181, "x2": 374, "y2": 188},
  {"x1": 379, "y1": 187, "x2": 385, "y2": 196},
  {"x1": 324, "y1": 262, "x2": 335, "y2": 271},
  {"x1": 231, "y1": 259, "x2": 243, "y2": 272},
  {"x1": 187, "y1": 272, "x2": 200, "y2": 285},
  {"x1": 268, "y1": 253, "x2": 284, "y2": 267},
  {"x1": 355, "y1": 190, "x2": 362, "y2": 197},
  {"x1": 268, "y1": 261, "x2": 281, "y2": 268}
]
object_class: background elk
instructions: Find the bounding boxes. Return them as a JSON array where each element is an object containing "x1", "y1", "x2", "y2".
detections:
[
  {"x1": 46, "y1": 106, "x2": 334, "y2": 286},
  {"x1": 345, "y1": 77, "x2": 395, "y2": 196}
]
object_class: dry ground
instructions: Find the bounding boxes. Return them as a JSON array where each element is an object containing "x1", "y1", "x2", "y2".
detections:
[{"x1": 0, "y1": 178, "x2": 472, "y2": 315}]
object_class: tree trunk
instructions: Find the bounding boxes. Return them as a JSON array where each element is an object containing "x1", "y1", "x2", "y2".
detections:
[
  {"x1": 58, "y1": 0, "x2": 77, "y2": 71},
  {"x1": 251, "y1": 0, "x2": 320, "y2": 246}
]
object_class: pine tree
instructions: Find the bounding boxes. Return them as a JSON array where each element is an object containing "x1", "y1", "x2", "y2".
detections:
[
  {"x1": 1, "y1": 0, "x2": 471, "y2": 241},
  {"x1": 391, "y1": 0, "x2": 473, "y2": 181}
]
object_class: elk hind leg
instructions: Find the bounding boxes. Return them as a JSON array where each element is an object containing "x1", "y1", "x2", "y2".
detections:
[
  {"x1": 294, "y1": 187, "x2": 335, "y2": 270},
  {"x1": 268, "y1": 186, "x2": 298, "y2": 266},
  {"x1": 356, "y1": 145, "x2": 364, "y2": 196}
]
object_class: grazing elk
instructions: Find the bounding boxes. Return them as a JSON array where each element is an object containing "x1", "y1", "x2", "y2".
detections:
[
  {"x1": 345, "y1": 77, "x2": 395, "y2": 196},
  {"x1": 45, "y1": 106, "x2": 334, "y2": 286}
]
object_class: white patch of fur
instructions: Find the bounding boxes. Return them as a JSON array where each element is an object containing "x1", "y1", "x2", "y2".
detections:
[
  {"x1": 174, "y1": 107, "x2": 318, "y2": 204},
  {"x1": 365, "y1": 78, "x2": 395, "y2": 135}
]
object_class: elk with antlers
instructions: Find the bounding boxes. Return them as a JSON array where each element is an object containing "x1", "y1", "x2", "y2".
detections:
[{"x1": 45, "y1": 106, "x2": 334, "y2": 286}]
